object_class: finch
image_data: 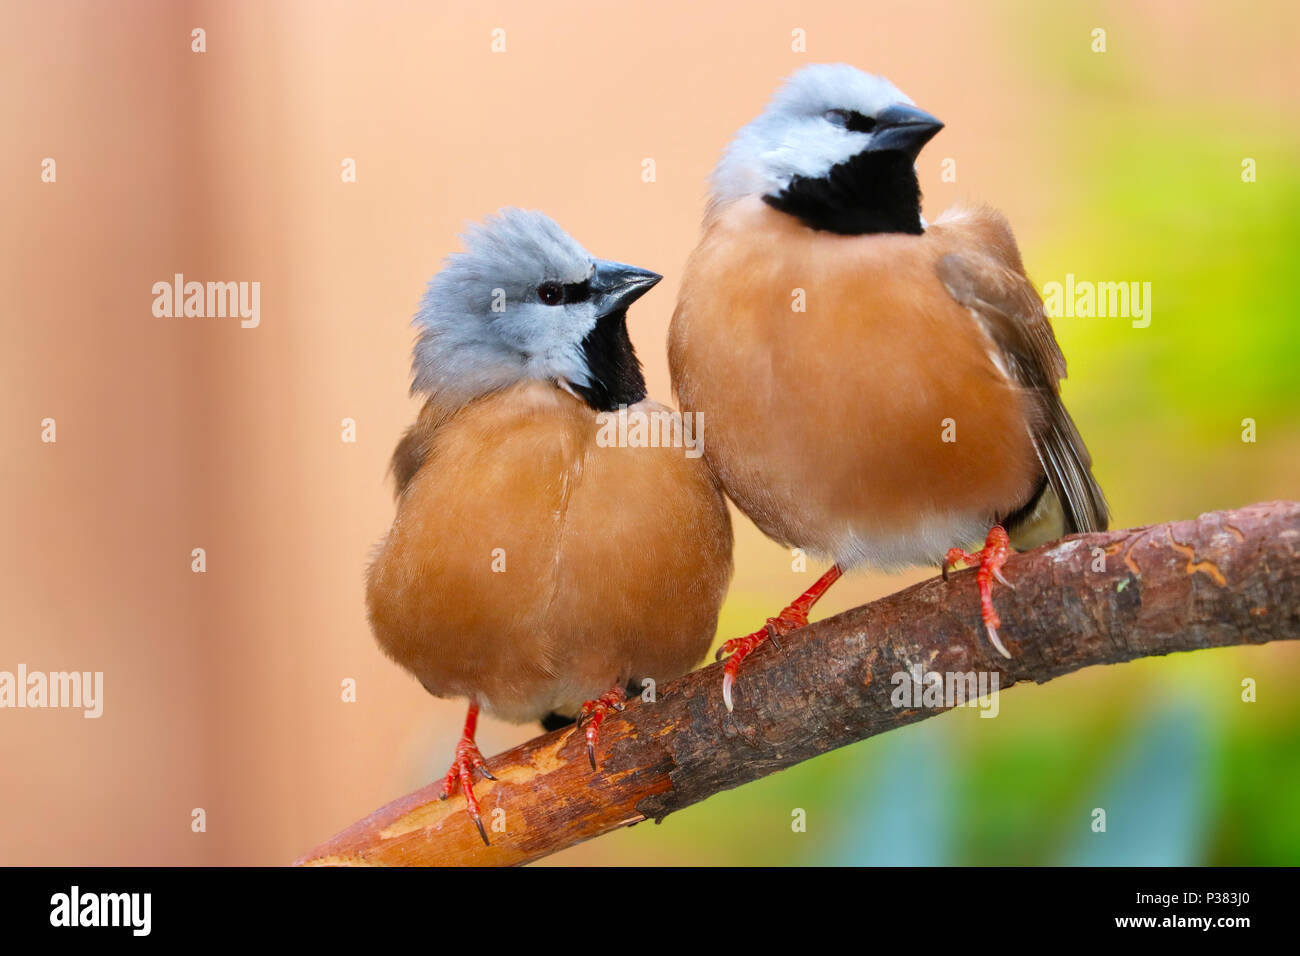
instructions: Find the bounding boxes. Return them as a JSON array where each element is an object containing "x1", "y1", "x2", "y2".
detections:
[
  {"x1": 669, "y1": 65, "x2": 1107, "y2": 709},
  {"x1": 368, "y1": 209, "x2": 733, "y2": 842}
]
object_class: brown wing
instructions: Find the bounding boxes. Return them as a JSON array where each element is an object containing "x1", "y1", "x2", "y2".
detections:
[
  {"x1": 389, "y1": 399, "x2": 457, "y2": 497},
  {"x1": 936, "y1": 238, "x2": 1109, "y2": 537}
]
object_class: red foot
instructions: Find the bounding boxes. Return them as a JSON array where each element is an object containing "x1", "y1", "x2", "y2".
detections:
[
  {"x1": 437, "y1": 701, "x2": 496, "y2": 846},
  {"x1": 943, "y1": 525, "x2": 1015, "y2": 659},
  {"x1": 715, "y1": 564, "x2": 843, "y2": 712},
  {"x1": 578, "y1": 685, "x2": 627, "y2": 771}
]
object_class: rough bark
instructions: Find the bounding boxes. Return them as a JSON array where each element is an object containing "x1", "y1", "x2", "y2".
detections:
[{"x1": 295, "y1": 501, "x2": 1299, "y2": 867}]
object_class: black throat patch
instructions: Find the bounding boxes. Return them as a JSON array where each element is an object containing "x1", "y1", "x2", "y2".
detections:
[
  {"x1": 764, "y1": 149, "x2": 925, "y2": 236},
  {"x1": 570, "y1": 309, "x2": 647, "y2": 412}
]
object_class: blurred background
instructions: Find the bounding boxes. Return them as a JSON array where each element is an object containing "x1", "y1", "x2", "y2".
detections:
[{"x1": 1, "y1": 0, "x2": 1297, "y2": 865}]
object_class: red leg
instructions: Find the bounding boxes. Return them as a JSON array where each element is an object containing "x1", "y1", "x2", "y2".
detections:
[
  {"x1": 715, "y1": 564, "x2": 844, "y2": 711},
  {"x1": 943, "y1": 525, "x2": 1015, "y2": 658},
  {"x1": 437, "y1": 701, "x2": 497, "y2": 846},
  {"x1": 577, "y1": 684, "x2": 627, "y2": 771}
]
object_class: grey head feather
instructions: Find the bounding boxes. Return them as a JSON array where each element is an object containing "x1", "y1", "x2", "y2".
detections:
[
  {"x1": 410, "y1": 208, "x2": 599, "y2": 404},
  {"x1": 711, "y1": 63, "x2": 913, "y2": 209}
]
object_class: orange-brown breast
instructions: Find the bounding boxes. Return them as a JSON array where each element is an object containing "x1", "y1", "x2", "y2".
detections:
[
  {"x1": 365, "y1": 381, "x2": 733, "y2": 724},
  {"x1": 669, "y1": 198, "x2": 1041, "y2": 569}
]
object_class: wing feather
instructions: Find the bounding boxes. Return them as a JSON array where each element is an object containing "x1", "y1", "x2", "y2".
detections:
[{"x1": 937, "y1": 248, "x2": 1109, "y2": 535}]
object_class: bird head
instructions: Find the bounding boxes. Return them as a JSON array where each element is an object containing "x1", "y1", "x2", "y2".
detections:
[
  {"x1": 411, "y1": 209, "x2": 661, "y2": 411},
  {"x1": 711, "y1": 64, "x2": 943, "y2": 235}
]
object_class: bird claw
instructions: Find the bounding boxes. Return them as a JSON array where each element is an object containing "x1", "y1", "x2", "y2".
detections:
[
  {"x1": 716, "y1": 627, "x2": 767, "y2": 712},
  {"x1": 716, "y1": 613, "x2": 809, "y2": 711},
  {"x1": 942, "y1": 547, "x2": 965, "y2": 583},
  {"x1": 438, "y1": 732, "x2": 495, "y2": 846},
  {"x1": 763, "y1": 613, "x2": 804, "y2": 650},
  {"x1": 579, "y1": 686, "x2": 627, "y2": 771},
  {"x1": 715, "y1": 565, "x2": 844, "y2": 712},
  {"x1": 943, "y1": 527, "x2": 1015, "y2": 657},
  {"x1": 985, "y1": 622, "x2": 1012, "y2": 659}
]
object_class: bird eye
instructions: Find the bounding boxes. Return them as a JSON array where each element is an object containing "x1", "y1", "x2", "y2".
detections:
[
  {"x1": 537, "y1": 281, "x2": 563, "y2": 306},
  {"x1": 824, "y1": 109, "x2": 850, "y2": 128}
]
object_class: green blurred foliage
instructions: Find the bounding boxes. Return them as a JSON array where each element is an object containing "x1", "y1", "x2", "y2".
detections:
[{"x1": 1035, "y1": 114, "x2": 1300, "y2": 527}]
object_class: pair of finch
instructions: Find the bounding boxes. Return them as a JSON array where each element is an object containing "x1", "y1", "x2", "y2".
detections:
[{"x1": 366, "y1": 64, "x2": 1108, "y2": 844}]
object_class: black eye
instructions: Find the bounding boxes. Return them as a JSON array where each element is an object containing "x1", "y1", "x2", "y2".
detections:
[
  {"x1": 825, "y1": 109, "x2": 877, "y2": 133},
  {"x1": 537, "y1": 281, "x2": 563, "y2": 306}
]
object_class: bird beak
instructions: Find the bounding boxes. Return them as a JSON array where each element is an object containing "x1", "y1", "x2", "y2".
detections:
[
  {"x1": 868, "y1": 103, "x2": 944, "y2": 159},
  {"x1": 590, "y1": 260, "x2": 662, "y2": 318}
]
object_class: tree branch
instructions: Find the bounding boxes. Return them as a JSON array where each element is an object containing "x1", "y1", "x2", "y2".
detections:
[{"x1": 295, "y1": 500, "x2": 1299, "y2": 867}]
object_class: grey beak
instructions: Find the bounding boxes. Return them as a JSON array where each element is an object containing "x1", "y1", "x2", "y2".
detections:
[
  {"x1": 590, "y1": 260, "x2": 662, "y2": 318},
  {"x1": 869, "y1": 103, "x2": 944, "y2": 159}
]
